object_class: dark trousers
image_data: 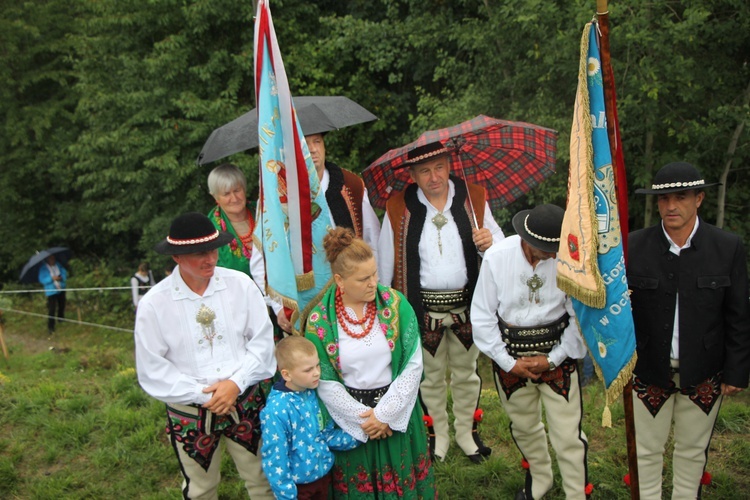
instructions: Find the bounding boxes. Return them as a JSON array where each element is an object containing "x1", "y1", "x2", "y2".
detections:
[
  {"x1": 47, "y1": 292, "x2": 66, "y2": 332},
  {"x1": 297, "y1": 471, "x2": 332, "y2": 500}
]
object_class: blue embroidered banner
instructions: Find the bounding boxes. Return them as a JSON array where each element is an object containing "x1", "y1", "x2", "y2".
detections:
[
  {"x1": 557, "y1": 23, "x2": 636, "y2": 410},
  {"x1": 254, "y1": 0, "x2": 332, "y2": 332}
]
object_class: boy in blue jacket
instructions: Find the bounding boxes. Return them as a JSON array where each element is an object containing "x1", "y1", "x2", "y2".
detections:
[{"x1": 261, "y1": 336, "x2": 360, "y2": 499}]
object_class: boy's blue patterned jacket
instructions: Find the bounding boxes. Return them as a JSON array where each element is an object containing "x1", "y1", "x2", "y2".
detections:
[{"x1": 260, "y1": 380, "x2": 360, "y2": 499}]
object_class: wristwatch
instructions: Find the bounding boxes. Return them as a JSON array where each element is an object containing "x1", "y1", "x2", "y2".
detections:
[{"x1": 546, "y1": 356, "x2": 556, "y2": 371}]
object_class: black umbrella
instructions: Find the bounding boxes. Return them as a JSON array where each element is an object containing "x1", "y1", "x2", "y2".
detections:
[
  {"x1": 19, "y1": 247, "x2": 72, "y2": 284},
  {"x1": 196, "y1": 96, "x2": 378, "y2": 165}
]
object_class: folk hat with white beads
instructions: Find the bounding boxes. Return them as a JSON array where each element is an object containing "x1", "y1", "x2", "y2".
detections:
[
  {"x1": 154, "y1": 212, "x2": 234, "y2": 255},
  {"x1": 402, "y1": 141, "x2": 451, "y2": 167},
  {"x1": 511, "y1": 204, "x2": 565, "y2": 254},
  {"x1": 635, "y1": 161, "x2": 720, "y2": 195}
]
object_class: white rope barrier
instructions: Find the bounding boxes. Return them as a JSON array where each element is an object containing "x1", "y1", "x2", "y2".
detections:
[
  {"x1": 0, "y1": 307, "x2": 133, "y2": 333},
  {"x1": 0, "y1": 286, "x2": 142, "y2": 295}
]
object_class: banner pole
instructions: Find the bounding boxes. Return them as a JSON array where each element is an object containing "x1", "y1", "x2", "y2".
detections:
[{"x1": 597, "y1": 1, "x2": 640, "y2": 498}]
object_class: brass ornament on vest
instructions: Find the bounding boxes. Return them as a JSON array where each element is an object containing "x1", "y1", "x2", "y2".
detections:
[
  {"x1": 431, "y1": 211, "x2": 448, "y2": 255},
  {"x1": 526, "y1": 274, "x2": 544, "y2": 303}
]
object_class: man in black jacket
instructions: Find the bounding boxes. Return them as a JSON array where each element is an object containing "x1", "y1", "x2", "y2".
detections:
[{"x1": 627, "y1": 162, "x2": 750, "y2": 499}]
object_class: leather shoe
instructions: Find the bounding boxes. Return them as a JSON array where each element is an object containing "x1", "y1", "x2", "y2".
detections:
[
  {"x1": 466, "y1": 453, "x2": 488, "y2": 465},
  {"x1": 514, "y1": 488, "x2": 532, "y2": 500},
  {"x1": 474, "y1": 437, "x2": 492, "y2": 457}
]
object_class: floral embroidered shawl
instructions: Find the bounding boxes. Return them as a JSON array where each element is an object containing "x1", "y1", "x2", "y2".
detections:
[
  {"x1": 305, "y1": 283, "x2": 420, "y2": 384},
  {"x1": 208, "y1": 202, "x2": 256, "y2": 277}
]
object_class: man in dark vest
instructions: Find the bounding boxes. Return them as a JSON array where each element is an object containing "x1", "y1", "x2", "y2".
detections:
[
  {"x1": 627, "y1": 162, "x2": 750, "y2": 499},
  {"x1": 306, "y1": 133, "x2": 380, "y2": 253},
  {"x1": 378, "y1": 141, "x2": 504, "y2": 463}
]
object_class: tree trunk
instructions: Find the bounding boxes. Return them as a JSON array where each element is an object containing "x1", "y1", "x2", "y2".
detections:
[
  {"x1": 716, "y1": 78, "x2": 750, "y2": 228},
  {"x1": 643, "y1": 130, "x2": 654, "y2": 228}
]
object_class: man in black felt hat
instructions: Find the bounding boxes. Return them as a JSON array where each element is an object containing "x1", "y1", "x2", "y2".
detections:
[
  {"x1": 134, "y1": 212, "x2": 276, "y2": 499},
  {"x1": 627, "y1": 162, "x2": 750, "y2": 499},
  {"x1": 471, "y1": 204, "x2": 590, "y2": 499},
  {"x1": 378, "y1": 141, "x2": 505, "y2": 464}
]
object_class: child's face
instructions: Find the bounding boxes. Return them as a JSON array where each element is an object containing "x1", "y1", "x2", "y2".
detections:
[{"x1": 282, "y1": 352, "x2": 321, "y2": 392}]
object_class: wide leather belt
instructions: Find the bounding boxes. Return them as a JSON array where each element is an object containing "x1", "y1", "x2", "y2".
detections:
[
  {"x1": 346, "y1": 384, "x2": 390, "y2": 408},
  {"x1": 498, "y1": 313, "x2": 569, "y2": 358},
  {"x1": 421, "y1": 288, "x2": 469, "y2": 312}
]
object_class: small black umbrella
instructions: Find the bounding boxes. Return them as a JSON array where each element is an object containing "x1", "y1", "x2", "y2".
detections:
[
  {"x1": 19, "y1": 247, "x2": 72, "y2": 284},
  {"x1": 196, "y1": 96, "x2": 378, "y2": 165}
]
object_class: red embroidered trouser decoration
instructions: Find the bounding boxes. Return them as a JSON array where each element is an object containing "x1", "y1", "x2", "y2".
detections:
[
  {"x1": 633, "y1": 372, "x2": 722, "y2": 416},
  {"x1": 165, "y1": 382, "x2": 269, "y2": 470},
  {"x1": 421, "y1": 308, "x2": 471, "y2": 356},
  {"x1": 492, "y1": 358, "x2": 576, "y2": 401}
]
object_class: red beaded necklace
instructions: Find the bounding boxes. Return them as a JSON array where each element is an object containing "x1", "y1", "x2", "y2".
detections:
[
  {"x1": 237, "y1": 210, "x2": 255, "y2": 248},
  {"x1": 335, "y1": 288, "x2": 377, "y2": 339}
]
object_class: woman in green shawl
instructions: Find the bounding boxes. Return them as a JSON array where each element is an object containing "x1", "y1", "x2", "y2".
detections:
[
  {"x1": 305, "y1": 227, "x2": 436, "y2": 499},
  {"x1": 207, "y1": 163, "x2": 257, "y2": 276}
]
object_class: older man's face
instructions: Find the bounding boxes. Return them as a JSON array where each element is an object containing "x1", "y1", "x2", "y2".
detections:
[
  {"x1": 305, "y1": 133, "x2": 326, "y2": 178},
  {"x1": 408, "y1": 156, "x2": 450, "y2": 202},
  {"x1": 173, "y1": 249, "x2": 219, "y2": 284},
  {"x1": 657, "y1": 190, "x2": 704, "y2": 236}
]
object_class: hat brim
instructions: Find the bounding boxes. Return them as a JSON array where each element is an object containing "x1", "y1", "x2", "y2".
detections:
[
  {"x1": 635, "y1": 182, "x2": 721, "y2": 195},
  {"x1": 401, "y1": 150, "x2": 451, "y2": 169},
  {"x1": 154, "y1": 231, "x2": 234, "y2": 255},
  {"x1": 512, "y1": 209, "x2": 560, "y2": 253}
]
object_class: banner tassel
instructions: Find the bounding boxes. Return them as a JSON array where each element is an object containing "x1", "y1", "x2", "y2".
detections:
[{"x1": 602, "y1": 403, "x2": 612, "y2": 428}]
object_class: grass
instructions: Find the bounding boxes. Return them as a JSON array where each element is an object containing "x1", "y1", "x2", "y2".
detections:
[{"x1": 0, "y1": 298, "x2": 748, "y2": 499}]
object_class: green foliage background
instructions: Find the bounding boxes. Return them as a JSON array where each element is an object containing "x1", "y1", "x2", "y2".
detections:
[{"x1": 1, "y1": 0, "x2": 748, "y2": 281}]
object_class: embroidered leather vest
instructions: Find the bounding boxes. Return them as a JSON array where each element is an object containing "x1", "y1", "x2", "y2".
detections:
[
  {"x1": 325, "y1": 162, "x2": 365, "y2": 237},
  {"x1": 385, "y1": 177, "x2": 486, "y2": 330}
]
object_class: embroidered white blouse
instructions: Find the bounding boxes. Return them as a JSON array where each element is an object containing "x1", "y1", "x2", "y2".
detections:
[{"x1": 317, "y1": 306, "x2": 423, "y2": 443}]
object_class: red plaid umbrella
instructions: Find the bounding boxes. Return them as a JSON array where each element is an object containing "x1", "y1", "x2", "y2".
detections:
[{"x1": 362, "y1": 115, "x2": 558, "y2": 211}]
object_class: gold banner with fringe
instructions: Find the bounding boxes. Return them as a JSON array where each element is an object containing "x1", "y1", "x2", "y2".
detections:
[{"x1": 557, "y1": 25, "x2": 605, "y2": 309}]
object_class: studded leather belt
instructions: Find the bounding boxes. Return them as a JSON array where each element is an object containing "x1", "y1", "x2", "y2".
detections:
[
  {"x1": 498, "y1": 313, "x2": 570, "y2": 358},
  {"x1": 421, "y1": 288, "x2": 469, "y2": 312}
]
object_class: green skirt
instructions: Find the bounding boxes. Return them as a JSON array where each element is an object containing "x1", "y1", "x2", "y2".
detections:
[{"x1": 332, "y1": 404, "x2": 437, "y2": 499}]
